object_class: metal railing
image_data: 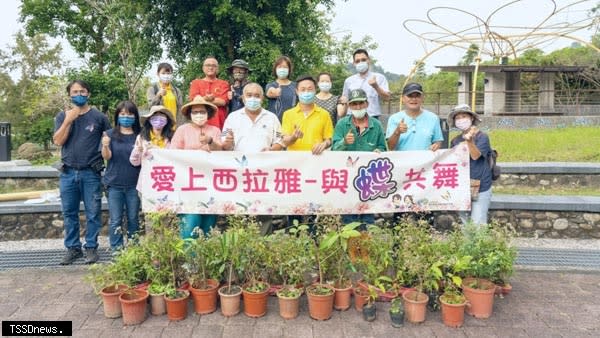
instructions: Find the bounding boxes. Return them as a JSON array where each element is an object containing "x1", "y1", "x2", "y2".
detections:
[{"x1": 383, "y1": 88, "x2": 600, "y2": 116}]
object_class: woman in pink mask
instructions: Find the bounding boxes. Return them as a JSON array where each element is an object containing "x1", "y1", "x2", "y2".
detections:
[
  {"x1": 130, "y1": 105, "x2": 175, "y2": 166},
  {"x1": 449, "y1": 104, "x2": 493, "y2": 226},
  {"x1": 170, "y1": 97, "x2": 223, "y2": 238}
]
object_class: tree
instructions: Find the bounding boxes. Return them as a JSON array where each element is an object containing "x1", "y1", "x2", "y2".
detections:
[
  {"x1": 20, "y1": 0, "x2": 161, "y2": 101},
  {"x1": 459, "y1": 44, "x2": 479, "y2": 66},
  {"x1": 149, "y1": 0, "x2": 337, "y2": 88}
]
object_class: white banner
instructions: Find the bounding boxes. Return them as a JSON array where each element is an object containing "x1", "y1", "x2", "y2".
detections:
[{"x1": 140, "y1": 146, "x2": 471, "y2": 215}]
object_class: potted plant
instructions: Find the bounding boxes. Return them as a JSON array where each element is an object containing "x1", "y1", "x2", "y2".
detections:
[
  {"x1": 163, "y1": 285, "x2": 190, "y2": 321},
  {"x1": 459, "y1": 222, "x2": 514, "y2": 319},
  {"x1": 320, "y1": 220, "x2": 361, "y2": 311},
  {"x1": 389, "y1": 298, "x2": 404, "y2": 328},
  {"x1": 437, "y1": 252, "x2": 472, "y2": 328},
  {"x1": 268, "y1": 224, "x2": 313, "y2": 319},
  {"x1": 119, "y1": 288, "x2": 149, "y2": 325},
  {"x1": 362, "y1": 286, "x2": 378, "y2": 322},
  {"x1": 217, "y1": 217, "x2": 246, "y2": 317},
  {"x1": 147, "y1": 282, "x2": 168, "y2": 316},
  {"x1": 351, "y1": 226, "x2": 396, "y2": 301},
  {"x1": 183, "y1": 232, "x2": 221, "y2": 315},
  {"x1": 353, "y1": 286, "x2": 369, "y2": 312},
  {"x1": 395, "y1": 220, "x2": 435, "y2": 323},
  {"x1": 85, "y1": 263, "x2": 129, "y2": 319},
  {"x1": 239, "y1": 219, "x2": 271, "y2": 318}
]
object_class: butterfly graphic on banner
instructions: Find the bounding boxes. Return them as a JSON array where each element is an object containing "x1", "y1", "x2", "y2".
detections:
[
  {"x1": 199, "y1": 197, "x2": 215, "y2": 208},
  {"x1": 346, "y1": 156, "x2": 359, "y2": 168},
  {"x1": 441, "y1": 190, "x2": 451, "y2": 202},
  {"x1": 235, "y1": 155, "x2": 248, "y2": 168}
]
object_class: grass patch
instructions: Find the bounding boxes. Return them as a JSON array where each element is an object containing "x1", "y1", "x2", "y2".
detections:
[
  {"x1": 494, "y1": 186, "x2": 600, "y2": 196},
  {"x1": 451, "y1": 126, "x2": 600, "y2": 162}
]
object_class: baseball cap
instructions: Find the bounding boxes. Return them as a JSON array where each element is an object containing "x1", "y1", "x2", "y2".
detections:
[
  {"x1": 402, "y1": 83, "x2": 424, "y2": 96},
  {"x1": 348, "y1": 89, "x2": 368, "y2": 103}
]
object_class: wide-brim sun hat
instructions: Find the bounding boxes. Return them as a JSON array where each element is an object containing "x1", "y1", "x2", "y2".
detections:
[
  {"x1": 141, "y1": 105, "x2": 175, "y2": 124},
  {"x1": 181, "y1": 96, "x2": 218, "y2": 120},
  {"x1": 448, "y1": 104, "x2": 482, "y2": 127}
]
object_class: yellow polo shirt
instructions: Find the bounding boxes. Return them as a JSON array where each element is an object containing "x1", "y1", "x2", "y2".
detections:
[{"x1": 282, "y1": 104, "x2": 334, "y2": 151}]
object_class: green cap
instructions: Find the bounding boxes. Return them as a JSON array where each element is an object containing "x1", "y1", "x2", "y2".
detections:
[{"x1": 348, "y1": 89, "x2": 368, "y2": 103}]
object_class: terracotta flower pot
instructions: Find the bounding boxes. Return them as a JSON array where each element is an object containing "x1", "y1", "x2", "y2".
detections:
[
  {"x1": 164, "y1": 290, "x2": 189, "y2": 321},
  {"x1": 277, "y1": 289, "x2": 302, "y2": 320},
  {"x1": 462, "y1": 277, "x2": 496, "y2": 319},
  {"x1": 218, "y1": 285, "x2": 242, "y2": 317},
  {"x1": 189, "y1": 279, "x2": 219, "y2": 314},
  {"x1": 333, "y1": 284, "x2": 353, "y2": 311},
  {"x1": 242, "y1": 283, "x2": 270, "y2": 318},
  {"x1": 439, "y1": 294, "x2": 467, "y2": 328},
  {"x1": 149, "y1": 292, "x2": 166, "y2": 316},
  {"x1": 402, "y1": 290, "x2": 429, "y2": 323},
  {"x1": 100, "y1": 284, "x2": 128, "y2": 318},
  {"x1": 119, "y1": 289, "x2": 149, "y2": 325},
  {"x1": 306, "y1": 284, "x2": 335, "y2": 320},
  {"x1": 354, "y1": 287, "x2": 368, "y2": 312}
]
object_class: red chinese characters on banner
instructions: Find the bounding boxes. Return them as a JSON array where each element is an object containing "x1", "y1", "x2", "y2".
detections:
[
  {"x1": 150, "y1": 166, "x2": 176, "y2": 191},
  {"x1": 181, "y1": 167, "x2": 207, "y2": 191},
  {"x1": 402, "y1": 167, "x2": 426, "y2": 190},
  {"x1": 242, "y1": 169, "x2": 269, "y2": 193},
  {"x1": 213, "y1": 169, "x2": 237, "y2": 192},
  {"x1": 432, "y1": 162, "x2": 459, "y2": 189},
  {"x1": 274, "y1": 168, "x2": 302, "y2": 194},
  {"x1": 321, "y1": 169, "x2": 349, "y2": 194}
]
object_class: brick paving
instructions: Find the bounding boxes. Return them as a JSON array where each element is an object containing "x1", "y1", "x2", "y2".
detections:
[{"x1": 1, "y1": 267, "x2": 599, "y2": 337}]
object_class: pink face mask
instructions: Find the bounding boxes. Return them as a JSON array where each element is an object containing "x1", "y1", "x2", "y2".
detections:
[{"x1": 455, "y1": 118, "x2": 472, "y2": 131}]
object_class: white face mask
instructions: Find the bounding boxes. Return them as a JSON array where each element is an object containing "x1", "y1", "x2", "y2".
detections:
[
  {"x1": 159, "y1": 74, "x2": 173, "y2": 83},
  {"x1": 455, "y1": 118, "x2": 472, "y2": 131},
  {"x1": 191, "y1": 113, "x2": 208, "y2": 126},
  {"x1": 318, "y1": 82, "x2": 331, "y2": 92},
  {"x1": 355, "y1": 61, "x2": 368, "y2": 73},
  {"x1": 351, "y1": 108, "x2": 367, "y2": 119}
]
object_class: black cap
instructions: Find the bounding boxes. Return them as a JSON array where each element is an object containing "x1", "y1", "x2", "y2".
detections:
[{"x1": 402, "y1": 83, "x2": 424, "y2": 96}]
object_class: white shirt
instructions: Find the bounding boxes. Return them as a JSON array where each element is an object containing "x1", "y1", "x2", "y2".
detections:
[
  {"x1": 221, "y1": 108, "x2": 284, "y2": 152},
  {"x1": 342, "y1": 70, "x2": 389, "y2": 117}
]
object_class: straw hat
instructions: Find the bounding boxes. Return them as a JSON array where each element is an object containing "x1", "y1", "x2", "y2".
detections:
[
  {"x1": 180, "y1": 96, "x2": 218, "y2": 119},
  {"x1": 141, "y1": 105, "x2": 175, "y2": 124}
]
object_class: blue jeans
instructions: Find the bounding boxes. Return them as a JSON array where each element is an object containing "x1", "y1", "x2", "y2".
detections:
[
  {"x1": 59, "y1": 168, "x2": 103, "y2": 249},
  {"x1": 178, "y1": 214, "x2": 216, "y2": 239},
  {"x1": 107, "y1": 186, "x2": 140, "y2": 250},
  {"x1": 460, "y1": 188, "x2": 492, "y2": 226},
  {"x1": 342, "y1": 214, "x2": 375, "y2": 231}
]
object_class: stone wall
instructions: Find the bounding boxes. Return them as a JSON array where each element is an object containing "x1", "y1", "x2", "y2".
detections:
[
  {"x1": 1, "y1": 209, "x2": 598, "y2": 241},
  {"x1": 496, "y1": 174, "x2": 600, "y2": 189},
  {"x1": 0, "y1": 178, "x2": 58, "y2": 192}
]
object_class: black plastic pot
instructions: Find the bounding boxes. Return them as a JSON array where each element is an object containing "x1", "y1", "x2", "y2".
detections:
[
  {"x1": 389, "y1": 309, "x2": 404, "y2": 328},
  {"x1": 362, "y1": 303, "x2": 376, "y2": 322},
  {"x1": 427, "y1": 290, "x2": 440, "y2": 312}
]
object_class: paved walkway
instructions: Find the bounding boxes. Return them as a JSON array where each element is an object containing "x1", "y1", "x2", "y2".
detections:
[{"x1": 1, "y1": 267, "x2": 599, "y2": 337}]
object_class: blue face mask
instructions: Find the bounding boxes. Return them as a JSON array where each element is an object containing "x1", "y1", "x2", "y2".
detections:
[
  {"x1": 71, "y1": 95, "x2": 89, "y2": 107},
  {"x1": 298, "y1": 91, "x2": 315, "y2": 104},
  {"x1": 118, "y1": 116, "x2": 136, "y2": 128},
  {"x1": 245, "y1": 97, "x2": 262, "y2": 111}
]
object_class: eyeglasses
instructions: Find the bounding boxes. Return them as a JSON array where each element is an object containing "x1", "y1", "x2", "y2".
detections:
[
  {"x1": 203, "y1": 64, "x2": 218, "y2": 68},
  {"x1": 190, "y1": 110, "x2": 208, "y2": 115}
]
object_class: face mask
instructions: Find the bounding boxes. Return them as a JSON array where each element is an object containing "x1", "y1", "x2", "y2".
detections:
[
  {"x1": 159, "y1": 74, "x2": 173, "y2": 83},
  {"x1": 71, "y1": 95, "x2": 88, "y2": 107},
  {"x1": 355, "y1": 61, "x2": 368, "y2": 73},
  {"x1": 351, "y1": 108, "x2": 367, "y2": 119},
  {"x1": 245, "y1": 97, "x2": 262, "y2": 111},
  {"x1": 118, "y1": 116, "x2": 136, "y2": 128},
  {"x1": 455, "y1": 118, "x2": 472, "y2": 131},
  {"x1": 298, "y1": 91, "x2": 315, "y2": 104},
  {"x1": 276, "y1": 68, "x2": 289, "y2": 79},
  {"x1": 318, "y1": 82, "x2": 331, "y2": 92},
  {"x1": 233, "y1": 72, "x2": 246, "y2": 81},
  {"x1": 191, "y1": 113, "x2": 208, "y2": 126},
  {"x1": 149, "y1": 115, "x2": 168, "y2": 129}
]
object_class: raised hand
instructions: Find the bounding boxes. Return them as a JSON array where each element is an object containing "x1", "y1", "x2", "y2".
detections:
[{"x1": 345, "y1": 129, "x2": 355, "y2": 145}]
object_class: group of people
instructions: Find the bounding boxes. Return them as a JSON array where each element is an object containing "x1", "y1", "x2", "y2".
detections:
[{"x1": 53, "y1": 48, "x2": 494, "y2": 265}]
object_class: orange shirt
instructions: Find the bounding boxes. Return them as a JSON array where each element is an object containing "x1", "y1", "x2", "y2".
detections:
[{"x1": 189, "y1": 78, "x2": 230, "y2": 130}]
